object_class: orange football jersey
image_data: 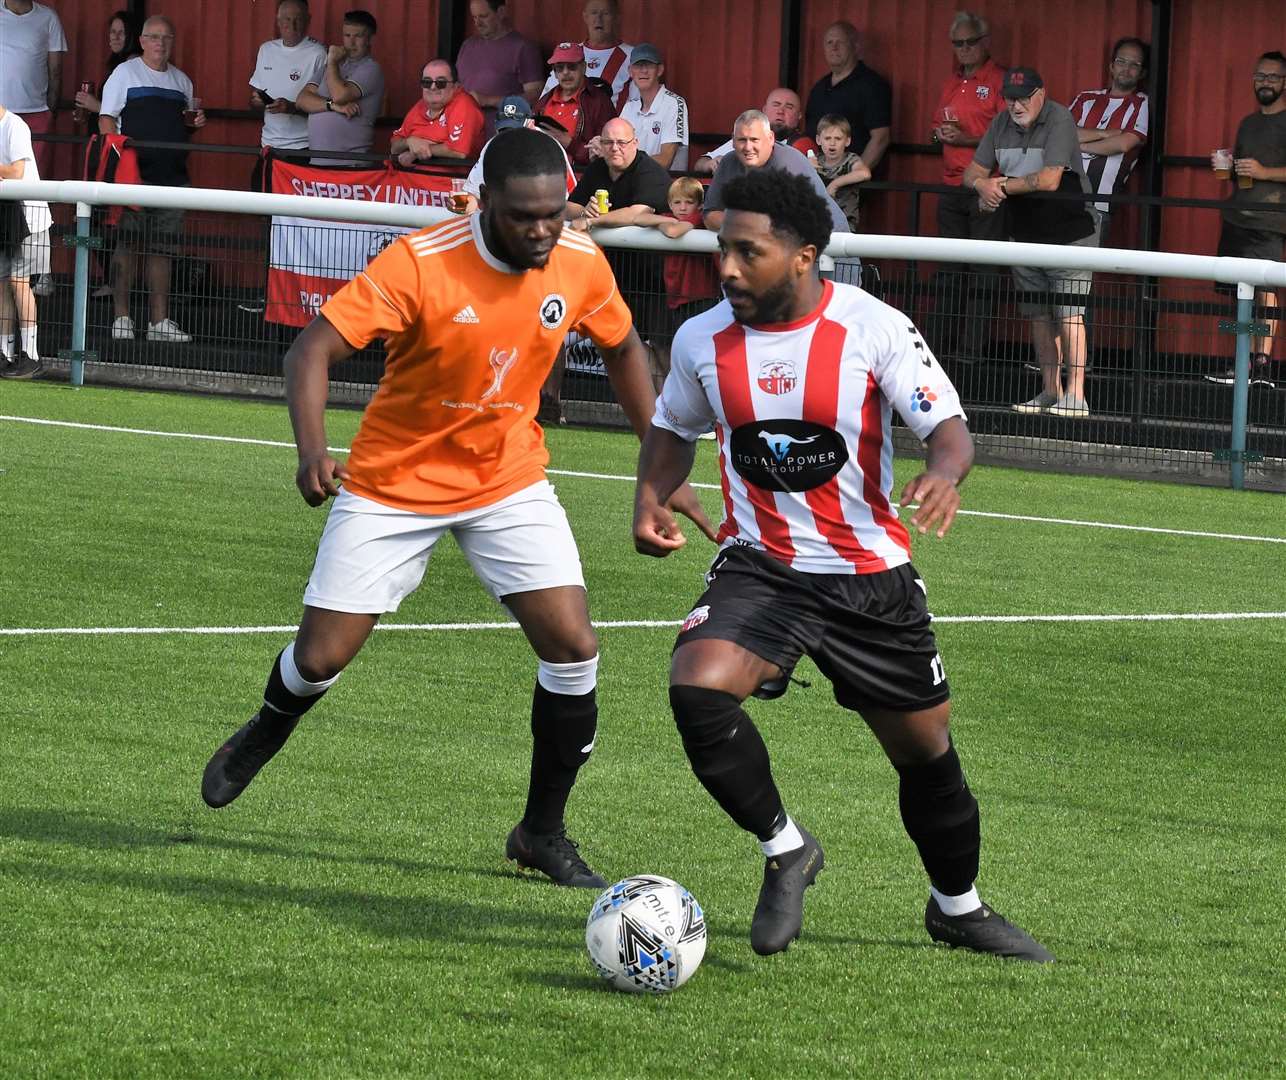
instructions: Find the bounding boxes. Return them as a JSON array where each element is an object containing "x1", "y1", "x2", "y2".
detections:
[{"x1": 321, "y1": 214, "x2": 632, "y2": 513}]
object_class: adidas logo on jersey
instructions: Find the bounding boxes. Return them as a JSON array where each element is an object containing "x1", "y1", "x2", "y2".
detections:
[{"x1": 452, "y1": 305, "x2": 480, "y2": 324}]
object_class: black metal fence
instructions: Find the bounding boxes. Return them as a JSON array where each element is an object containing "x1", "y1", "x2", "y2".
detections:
[{"x1": 21, "y1": 194, "x2": 1286, "y2": 492}]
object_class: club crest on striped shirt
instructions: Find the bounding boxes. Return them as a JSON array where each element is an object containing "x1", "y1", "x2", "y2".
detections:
[{"x1": 757, "y1": 359, "x2": 797, "y2": 395}]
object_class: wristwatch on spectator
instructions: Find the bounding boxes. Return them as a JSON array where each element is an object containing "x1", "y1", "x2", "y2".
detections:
[{"x1": 325, "y1": 100, "x2": 334, "y2": 112}]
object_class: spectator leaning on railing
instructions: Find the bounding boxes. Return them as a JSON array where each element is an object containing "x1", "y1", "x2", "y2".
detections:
[
  {"x1": 1070, "y1": 37, "x2": 1150, "y2": 246},
  {"x1": 391, "y1": 59, "x2": 485, "y2": 166},
  {"x1": 964, "y1": 67, "x2": 1098, "y2": 420},
  {"x1": 295, "y1": 10, "x2": 384, "y2": 167},
  {"x1": 1206, "y1": 50, "x2": 1286, "y2": 390},
  {"x1": 98, "y1": 15, "x2": 206, "y2": 345},
  {"x1": 567, "y1": 117, "x2": 672, "y2": 379},
  {"x1": 456, "y1": 0, "x2": 545, "y2": 137}
]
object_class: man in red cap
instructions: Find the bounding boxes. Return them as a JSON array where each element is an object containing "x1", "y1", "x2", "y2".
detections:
[{"x1": 537, "y1": 41, "x2": 616, "y2": 164}]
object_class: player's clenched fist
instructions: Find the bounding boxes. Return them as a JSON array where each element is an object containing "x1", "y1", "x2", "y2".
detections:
[{"x1": 296, "y1": 453, "x2": 350, "y2": 505}]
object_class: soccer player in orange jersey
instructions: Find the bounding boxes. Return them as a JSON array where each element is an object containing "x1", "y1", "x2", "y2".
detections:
[{"x1": 202, "y1": 128, "x2": 714, "y2": 888}]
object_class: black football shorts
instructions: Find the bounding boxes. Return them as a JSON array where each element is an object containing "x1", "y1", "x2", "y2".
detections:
[{"x1": 674, "y1": 545, "x2": 950, "y2": 713}]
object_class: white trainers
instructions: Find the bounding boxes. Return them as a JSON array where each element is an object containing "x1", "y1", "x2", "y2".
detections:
[
  {"x1": 112, "y1": 315, "x2": 136, "y2": 340},
  {"x1": 1012, "y1": 392, "x2": 1058, "y2": 414},
  {"x1": 1048, "y1": 394, "x2": 1090, "y2": 418},
  {"x1": 147, "y1": 318, "x2": 192, "y2": 343}
]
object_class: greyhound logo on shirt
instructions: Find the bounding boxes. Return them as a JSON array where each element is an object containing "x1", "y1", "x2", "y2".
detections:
[
  {"x1": 759, "y1": 430, "x2": 819, "y2": 463},
  {"x1": 730, "y1": 420, "x2": 848, "y2": 492}
]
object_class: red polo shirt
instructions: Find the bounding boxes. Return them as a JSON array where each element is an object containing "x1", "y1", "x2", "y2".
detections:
[
  {"x1": 392, "y1": 89, "x2": 485, "y2": 158},
  {"x1": 541, "y1": 85, "x2": 586, "y2": 139},
  {"x1": 934, "y1": 57, "x2": 1006, "y2": 184}
]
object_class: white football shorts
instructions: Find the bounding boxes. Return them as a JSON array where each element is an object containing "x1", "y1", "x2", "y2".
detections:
[{"x1": 303, "y1": 480, "x2": 585, "y2": 614}]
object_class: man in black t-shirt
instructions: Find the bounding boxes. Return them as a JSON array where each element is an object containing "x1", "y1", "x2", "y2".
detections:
[
  {"x1": 567, "y1": 117, "x2": 671, "y2": 339},
  {"x1": 803, "y1": 21, "x2": 891, "y2": 172},
  {"x1": 1207, "y1": 51, "x2": 1286, "y2": 388}
]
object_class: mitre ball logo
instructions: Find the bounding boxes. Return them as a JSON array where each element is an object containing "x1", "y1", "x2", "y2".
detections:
[{"x1": 729, "y1": 419, "x2": 848, "y2": 492}]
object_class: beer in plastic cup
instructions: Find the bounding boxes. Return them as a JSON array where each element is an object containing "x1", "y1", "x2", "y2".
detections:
[
  {"x1": 1213, "y1": 148, "x2": 1233, "y2": 181},
  {"x1": 448, "y1": 177, "x2": 470, "y2": 214},
  {"x1": 183, "y1": 96, "x2": 202, "y2": 125},
  {"x1": 1238, "y1": 171, "x2": 1254, "y2": 190},
  {"x1": 942, "y1": 106, "x2": 960, "y2": 123}
]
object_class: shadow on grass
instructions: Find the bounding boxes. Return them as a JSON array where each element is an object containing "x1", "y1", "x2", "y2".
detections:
[{"x1": 0, "y1": 805, "x2": 587, "y2": 947}]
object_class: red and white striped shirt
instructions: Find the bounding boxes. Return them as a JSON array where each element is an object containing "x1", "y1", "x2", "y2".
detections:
[
  {"x1": 654, "y1": 280, "x2": 965, "y2": 575},
  {"x1": 1068, "y1": 88, "x2": 1149, "y2": 213}
]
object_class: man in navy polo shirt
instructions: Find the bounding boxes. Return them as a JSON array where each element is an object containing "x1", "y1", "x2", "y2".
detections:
[{"x1": 804, "y1": 21, "x2": 891, "y2": 173}]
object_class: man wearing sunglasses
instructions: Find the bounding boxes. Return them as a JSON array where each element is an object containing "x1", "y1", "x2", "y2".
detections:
[
  {"x1": 1069, "y1": 38, "x2": 1150, "y2": 246},
  {"x1": 536, "y1": 42, "x2": 616, "y2": 165},
  {"x1": 928, "y1": 11, "x2": 1007, "y2": 365},
  {"x1": 391, "y1": 59, "x2": 484, "y2": 165}
]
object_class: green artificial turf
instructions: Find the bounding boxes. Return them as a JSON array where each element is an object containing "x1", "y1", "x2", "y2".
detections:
[{"x1": 1, "y1": 382, "x2": 1282, "y2": 1079}]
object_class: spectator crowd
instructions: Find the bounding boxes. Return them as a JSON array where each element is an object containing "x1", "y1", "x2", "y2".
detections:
[{"x1": 0, "y1": 0, "x2": 1283, "y2": 398}]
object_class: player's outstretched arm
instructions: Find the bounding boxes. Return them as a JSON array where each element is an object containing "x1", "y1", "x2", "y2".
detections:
[
  {"x1": 284, "y1": 315, "x2": 358, "y2": 506},
  {"x1": 634, "y1": 425, "x2": 700, "y2": 557},
  {"x1": 898, "y1": 416, "x2": 974, "y2": 538},
  {"x1": 600, "y1": 328, "x2": 717, "y2": 542}
]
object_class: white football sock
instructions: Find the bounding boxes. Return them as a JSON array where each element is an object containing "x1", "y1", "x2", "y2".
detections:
[
  {"x1": 19, "y1": 325, "x2": 37, "y2": 358},
  {"x1": 1, "y1": 334, "x2": 13, "y2": 359},
  {"x1": 760, "y1": 817, "x2": 803, "y2": 857},
  {"x1": 930, "y1": 884, "x2": 982, "y2": 916}
]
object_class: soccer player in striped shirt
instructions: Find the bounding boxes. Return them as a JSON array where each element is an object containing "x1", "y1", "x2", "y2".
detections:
[
  {"x1": 634, "y1": 168, "x2": 1053, "y2": 962},
  {"x1": 200, "y1": 129, "x2": 714, "y2": 889}
]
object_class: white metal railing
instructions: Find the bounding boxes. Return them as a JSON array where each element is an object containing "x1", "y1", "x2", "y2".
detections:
[{"x1": 1, "y1": 179, "x2": 1279, "y2": 489}]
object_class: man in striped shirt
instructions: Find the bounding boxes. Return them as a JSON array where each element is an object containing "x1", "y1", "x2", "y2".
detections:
[
  {"x1": 634, "y1": 168, "x2": 1053, "y2": 963},
  {"x1": 1070, "y1": 38, "x2": 1150, "y2": 245}
]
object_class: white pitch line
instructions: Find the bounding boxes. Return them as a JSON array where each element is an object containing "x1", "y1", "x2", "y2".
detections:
[
  {"x1": 2, "y1": 612, "x2": 1284, "y2": 637},
  {"x1": 4, "y1": 413, "x2": 1284, "y2": 544}
]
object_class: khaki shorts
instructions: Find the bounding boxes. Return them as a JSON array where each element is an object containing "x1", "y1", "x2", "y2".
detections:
[
  {"x1": 116, "y1": 207, "x2": 186, "y2": 256},
  {"x1": 1012, "y1": 230, "x2": 1096, "y2": 318},
  {"x1": 0, "y1": 229, "x2": 51, "y2": 280}
]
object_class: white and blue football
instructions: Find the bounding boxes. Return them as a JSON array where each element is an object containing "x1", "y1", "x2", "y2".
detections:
[{"x1": 585, "y1": 875, "x2": 707, "y2": 994}]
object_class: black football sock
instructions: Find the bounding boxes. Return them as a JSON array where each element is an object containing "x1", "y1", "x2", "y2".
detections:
[
  {"x1": 521, "y1": 682, "x2": 597, "y2": 836},
  {"x1": 670, "y1": 685, "x2": 784, "y2": 840},
  {"x1": 894, "y1": 741, "x2": 980, "y2": 896},
  {"x1": 261, "y1": 647, "x2": 331, "y2": 723}
]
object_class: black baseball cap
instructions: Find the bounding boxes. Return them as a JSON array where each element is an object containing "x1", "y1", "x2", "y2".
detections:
[{"x1": 1002, "y1": 67, "x2": 1044, "y2": 100}]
